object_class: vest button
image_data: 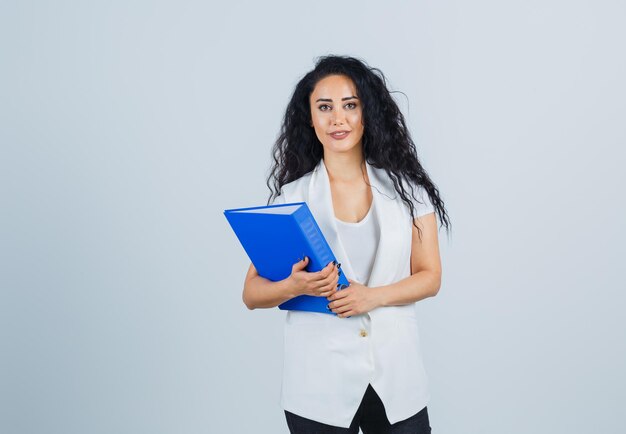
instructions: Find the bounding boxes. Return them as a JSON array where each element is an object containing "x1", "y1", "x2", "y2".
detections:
[{"x1": 360, "y1": 329, "x2": 368, "y2": 337}]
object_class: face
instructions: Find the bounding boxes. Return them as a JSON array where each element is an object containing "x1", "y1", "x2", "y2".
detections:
[{"x1": 309, "y1": 74, "x2": 364, "y2": 157}]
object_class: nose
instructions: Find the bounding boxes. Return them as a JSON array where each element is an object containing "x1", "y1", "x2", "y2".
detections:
[{"x1": 332, "y1": 109, "x2": 346, "y2": 125}]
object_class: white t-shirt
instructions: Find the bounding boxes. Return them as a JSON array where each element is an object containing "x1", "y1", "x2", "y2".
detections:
[
  {"x1": 334, "y1": 199, "x2": 379, "y2": 286},
  {"x1": 333, "y1": 185, "x2": 435, "y2": 286}
]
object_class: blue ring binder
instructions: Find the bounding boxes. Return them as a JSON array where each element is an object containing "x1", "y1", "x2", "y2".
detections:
[{"x1": 224, "y1": 201, "x2": 351, "y2": 315}]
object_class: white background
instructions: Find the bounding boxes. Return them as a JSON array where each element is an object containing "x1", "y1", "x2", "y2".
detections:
[{"x1": 1, "y1": 1, "x2": 624, "y2": 433}]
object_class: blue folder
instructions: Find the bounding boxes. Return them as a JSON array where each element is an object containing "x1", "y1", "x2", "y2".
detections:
[{"x1": 224, "y1": 201, "x2": 350, "y2": 315}]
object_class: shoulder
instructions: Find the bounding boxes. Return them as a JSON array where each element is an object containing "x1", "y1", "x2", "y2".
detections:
[
  {"x1": 404, "y1": 181, "x2": 435, "y2": 218},
  {"x1": 379, "y1": 169, "x2": 433, "y2": 216},
  {"x1": 282, "y1": 174, "x2": 308, "y2": 195},
  {"x1": 271, "y1": 171, "x2": 314, "y2": 205},
  {"x1": 370, "y1": 166, "x2": 425, "y2": 203}
]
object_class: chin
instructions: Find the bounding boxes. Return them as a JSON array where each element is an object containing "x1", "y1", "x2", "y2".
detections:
[
  {"x1": 322, "y1": 140, "x2": 362, "y2": 155},
  {"x1": 333, "y1": 147, "x2": 360, "y2": 155}
]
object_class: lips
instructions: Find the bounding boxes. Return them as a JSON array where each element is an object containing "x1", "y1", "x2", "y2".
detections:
[{"x1": 329, "y1": 130, "x2": 350, "y2": 139}]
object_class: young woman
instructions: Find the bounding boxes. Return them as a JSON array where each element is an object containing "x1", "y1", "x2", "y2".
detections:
[{"x1": 242, "y1": 55, "x2": 451, "y2": 433}]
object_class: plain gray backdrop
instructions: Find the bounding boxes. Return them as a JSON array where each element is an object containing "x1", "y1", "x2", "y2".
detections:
[{"x1": 1, "y1": 1, "x2": 624, "y2": 433}]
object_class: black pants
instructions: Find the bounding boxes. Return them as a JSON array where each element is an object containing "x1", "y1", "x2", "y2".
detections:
[{"x1": 284, "y1": 383, "x2": 432, "y2": 433}]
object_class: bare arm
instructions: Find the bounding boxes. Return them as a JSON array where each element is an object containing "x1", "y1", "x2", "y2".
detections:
[
  {"x1": 242, "y1": 263, "x2": 299, "y2": 309},
  {"x1": 242, "y1": 258, "x2": 340, "y2": 310},
  {"x1": 375, "y1": 212, "x2": 442, "y2": 307}
]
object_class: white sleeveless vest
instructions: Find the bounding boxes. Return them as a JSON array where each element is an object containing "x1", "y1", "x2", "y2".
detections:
[{"x1": 272, "y1": 157, "x2": 434, "y2": 428}]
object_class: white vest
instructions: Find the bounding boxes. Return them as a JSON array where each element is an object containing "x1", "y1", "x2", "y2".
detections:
[{"x1": 274, "y1": 157, "x2": 431, "y2": 428}]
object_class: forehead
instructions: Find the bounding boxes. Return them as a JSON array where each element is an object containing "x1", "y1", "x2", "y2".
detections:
[{"x1": 310, "y1": 75, "x2": 358, "y2": 100}]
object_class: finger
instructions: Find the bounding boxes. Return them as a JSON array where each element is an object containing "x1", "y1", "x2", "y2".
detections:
[
  {"x1": 313, "y1": 262, "x2": 337, "y2": 282},
  {"x1": 326, "y1": 281, "x2": 340, "y2": 298},
  {"x1": 320, "y1": 287, "x2": 336, "y2": 298},
  {"x1": 317, "y1": 279, "x2": 338, "y2": 297},
  {"x1": 322, "y1": 267, "x2": 339, "y2": 286},
  {"x1": 329, "y1": 299, "x2": 348, "y2": 311},
  {"x1": 329, "y1": 273, "x2": 340, "y2": 289},
  {"x1": 318, "y1": 262, "x2": 336, "y2": 279},
  {"x1": 307, "y1": 265, "x2": 331, "y2": 282},
  {"x1": 293, "y1": 256, "x2": 309, "y2": 270},
  {"x1": 336, "y1": 305, "x2": 354, "y2": 316},
  {"x1": 320, "y1": 285, "x2": 337, "y2": 297},
  {"x1": 337, "y1": 309, "x2": 353, "y2": 318},
  {"x1": 330, "y1": 287, "x2": 350, "y2": 299}
]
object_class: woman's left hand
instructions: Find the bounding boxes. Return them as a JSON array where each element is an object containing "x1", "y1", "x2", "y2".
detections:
[{"x1": 326, "y1": 279, "x2": 381, "y2": 318}]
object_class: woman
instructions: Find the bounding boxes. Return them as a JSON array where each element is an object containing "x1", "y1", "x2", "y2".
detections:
[{"x1": 242, "y1": 55, "x2": 451, "y2": 433}]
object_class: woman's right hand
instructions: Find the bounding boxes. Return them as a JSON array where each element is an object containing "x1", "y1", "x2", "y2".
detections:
[{"x1": 288, "y1": 256, "x2": 340, "y2": 298}]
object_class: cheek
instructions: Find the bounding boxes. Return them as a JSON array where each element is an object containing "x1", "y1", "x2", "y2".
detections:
[
  {"x1": 312, "y1": 120, "x2": 326, "y2": 136},
  {"x1": 311, "y1": 112, "x2": 328, "y2": 128},
  {"x1": 348, "y1": 111, "x2": 362, "y2": 124},
  {"x1": 311, "y1": 120, "x2": 328, "y2": 141}
]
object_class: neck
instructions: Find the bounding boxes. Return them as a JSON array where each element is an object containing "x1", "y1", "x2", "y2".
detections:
[{"x1": 323, "y1": 149, "x2": 366, "y2": 184}]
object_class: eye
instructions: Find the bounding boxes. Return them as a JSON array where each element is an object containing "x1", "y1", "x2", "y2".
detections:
[
  {"x1": 345, "y1": 102, "x2": 357, "y2": 109},
  {"x1": 318, "y1": 104, "x2": 331, "y2": 111}
]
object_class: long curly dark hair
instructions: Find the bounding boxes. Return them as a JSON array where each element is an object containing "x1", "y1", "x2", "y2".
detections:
[{"x1": 266, "y1": 54, "x2": 451, "y2": 240}]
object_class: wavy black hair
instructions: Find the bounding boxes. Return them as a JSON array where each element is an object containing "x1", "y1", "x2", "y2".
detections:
[{"x1": 266, "y1": 54, "x2": 451, "y2": 240}]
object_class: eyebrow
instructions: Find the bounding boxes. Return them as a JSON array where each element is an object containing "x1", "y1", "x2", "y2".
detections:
[{"x1": 315, "y1": 96, "x2": 359, "y2": 103}]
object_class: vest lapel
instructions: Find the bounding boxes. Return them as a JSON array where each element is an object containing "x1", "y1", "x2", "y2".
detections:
[
  {"x1": 364, "y1": 161, "x2": 407, "y2": 290},
  {"x1": 306, "y1": 158, "x2": 408, "y2": 293},
  {"x1": 307, "y1": 158, "x2": 357, "y2": 283}
]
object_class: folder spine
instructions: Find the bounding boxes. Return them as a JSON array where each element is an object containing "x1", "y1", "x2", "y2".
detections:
[
  {"x1": 292, "y1": 206, "x2": 347, "y2": 288},
  {"x1": 294, "y1": 208, "x2": 331, "y2": 267}
]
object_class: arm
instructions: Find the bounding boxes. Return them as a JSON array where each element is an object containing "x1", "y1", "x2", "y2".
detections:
[
  {"x1": 242, "y1": 263, "x2": 299, "y2": 310},
  {"x1": 374, "y1": 212, "x2": 442, "y2": 307},
  {"x1": 326, "y1": 212, "x2": 441, "y2": 317},
  {"x1": 243, "y1": 258, "x2": 340, "y2": 310}
]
